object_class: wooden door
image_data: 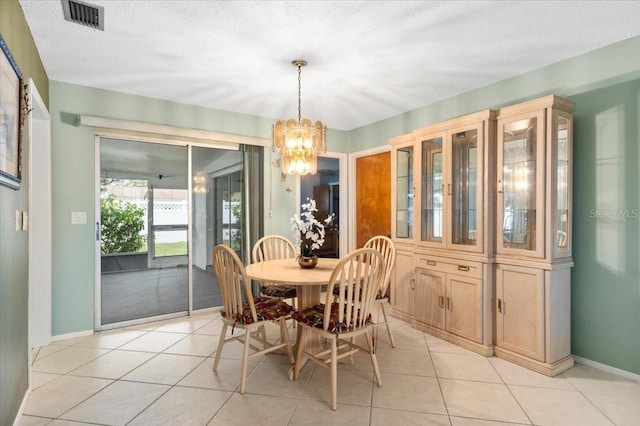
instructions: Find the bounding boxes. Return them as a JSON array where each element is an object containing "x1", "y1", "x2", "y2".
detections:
[
  {"x1": 313, "y1": 184, "x2": 331, "y2": 219},
  {"x1": 356, "y1": 152, "x2": 391, "y2": 248}
]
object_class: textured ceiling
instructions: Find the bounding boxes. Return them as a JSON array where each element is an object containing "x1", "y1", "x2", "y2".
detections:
[{"x1": 19, "y1": 0, "x2": 640, "y2": 131}]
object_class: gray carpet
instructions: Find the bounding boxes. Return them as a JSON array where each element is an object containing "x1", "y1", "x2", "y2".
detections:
[{"x1": 101, "y1": 265, "x2": 222, "y2": 325}]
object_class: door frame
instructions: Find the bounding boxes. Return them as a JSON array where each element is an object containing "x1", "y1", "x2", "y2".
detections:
[
  {"x1": 296, "y1": 151, "x2": 349, "y2": 257},
  {"x1": 27, "y1": 79, "x2": 52, "y2": 394}
]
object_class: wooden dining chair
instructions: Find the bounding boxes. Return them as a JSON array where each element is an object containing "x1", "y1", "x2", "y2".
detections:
[
  {"x1": 212, "y1": 244, "x2": 295, "y2": 394},
  {"x1": 331, "y1": 235, "x2": 397, "y2": 348},
  {"x1": 364, "y1": 235, "x2": 397, "y2": 348},
  {"x1": 292, "y1": 247, "x2": 384, "y2": 410},
  {"x1": 252, "y1": 235, "x2": 298, "y2": 307}
]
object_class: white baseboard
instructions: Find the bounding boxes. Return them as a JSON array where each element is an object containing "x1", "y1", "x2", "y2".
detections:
[
  {"x1": 51, "y1": 329, "x2": 93, "y2": 342},
  {"x1": 13, "y1": 388, "x2": 31, "y2": 426},
  {"x1": 574, "y1": 355, "x2": 640, "y2": 382}
]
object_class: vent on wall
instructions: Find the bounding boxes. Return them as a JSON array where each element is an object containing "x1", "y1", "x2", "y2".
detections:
[{"x1": 62, "y1": 0, "x2": 104, "y2": 31}]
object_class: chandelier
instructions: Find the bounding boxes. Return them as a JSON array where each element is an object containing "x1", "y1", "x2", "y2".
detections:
[{"x1": 273, "y1": 59, "x2": 326, "y2": 175}]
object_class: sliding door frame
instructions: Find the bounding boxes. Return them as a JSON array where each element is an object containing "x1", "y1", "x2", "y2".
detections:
[{"x1": 93, "y1": 128, "x2": 258, "y2": 331}]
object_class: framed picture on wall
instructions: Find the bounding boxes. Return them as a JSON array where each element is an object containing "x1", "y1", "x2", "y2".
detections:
[{"x1": 0, "y1": 34, "x2": 24, "y2": 190}]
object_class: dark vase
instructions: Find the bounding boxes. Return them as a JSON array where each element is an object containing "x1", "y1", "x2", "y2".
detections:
[{"x1": 297, "y1": 255, "x2": 318, "y2": 269}]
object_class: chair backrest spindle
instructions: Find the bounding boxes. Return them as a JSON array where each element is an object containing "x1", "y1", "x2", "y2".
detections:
[
  {"x1": 364, "y1": 236, "x2": 396, "y2": 296},
  {"x1": 213, "y1": 244, "x2": 257, "y2": 323},
  {"x1": 252, "y1": 235, "x2": 296, "y2": 263},
  {"x1": 324, "y1": 248, "x2": 384, "y2": 332}
]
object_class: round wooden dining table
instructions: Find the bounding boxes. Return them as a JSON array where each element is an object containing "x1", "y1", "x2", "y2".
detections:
[
  {"x1": 245, "y1": 257, "x2": 341, "y2": 310},
  {"x1": 245, "y1": 257, "x2": 341, "y2": 376}
]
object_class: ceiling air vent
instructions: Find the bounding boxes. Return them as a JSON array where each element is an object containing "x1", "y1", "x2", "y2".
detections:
[{"x1": 62, "y1": 0, "x2": 104, "y2": 31}]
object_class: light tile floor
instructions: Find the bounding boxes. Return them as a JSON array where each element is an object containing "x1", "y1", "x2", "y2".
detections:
[{"x1": 20, "y1": 313, "x2": 640, "y2": 425}]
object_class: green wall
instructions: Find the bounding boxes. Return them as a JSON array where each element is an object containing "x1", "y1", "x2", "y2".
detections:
[
  {"x1": 570, "y1": 80, "x2": 640, "y2": 373},
  {"x1": 0, "y1": 1, "x2": 49, "y2": 424},
  {"x1": 48, "y1": 36, "x2": 640, "y2": 379}
]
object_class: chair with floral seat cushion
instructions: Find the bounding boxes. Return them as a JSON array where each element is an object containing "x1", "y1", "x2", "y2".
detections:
[
  {"x1": 212, "y1": 244, "x2": 294, "y2": 394},
  {"x1": 332, "y1": 235, "x2": 397, "y2": 348},
  {"x1": 292, "y1": 247, "x2": 384, "y2": 410},
  {"x1": 252, "y1": 235, "x2": 298, "y2": 305}
]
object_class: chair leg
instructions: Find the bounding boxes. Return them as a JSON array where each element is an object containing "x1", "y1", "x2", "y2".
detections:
[
  {"x1": 280, "y1": 318, "x2": 294, "y2": 364},
  {"x1": 381, "y1": 301, "x2": 396, "y2": 348},
  {"x1": 293, "y1": 325, "x2": 308, "y2": 380},
  {"x1": 366, "y1": 330, "x2": 383, "y2": 387},
  {"x1": 258, "y1": 324, "x2": 268, "y2": 345},
  {"x1": 240, "y1": 327, "x2": 251, "y2": 394},
  {"x1": 212, "y1": 323, "x2": 228, "y2": 372},
  {"x1": 330, "y1": 336, "x2": 338, "y2": 411}
]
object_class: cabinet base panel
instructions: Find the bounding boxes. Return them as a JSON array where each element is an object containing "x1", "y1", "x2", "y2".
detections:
[
  {"x1": 388, "y1": 307, "x2": 415, "y2": 324},
  {"x1": 413, "y1": 321, "x2": 494, "y2": 357},
  {"x1": 494, "y1": 347, "x2": 574, "y2": 377}
]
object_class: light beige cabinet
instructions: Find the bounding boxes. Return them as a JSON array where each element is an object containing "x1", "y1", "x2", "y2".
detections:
[
  {"x1": 389, "y1": 94, "x2": 573, "y2": 376},
  {"x1": 494, "y1": 95, "x2": 574, "y2": 376},
  {"x1": 391, "y1": 245, "x2": 415, "y2": 320},
  {"x1": 415, "y1": 255, "x2": 487, "y2": 353},
  {"x1": 495, "y1": 264, "x2": 545, "y2": 361},
  {"x1": 390, "y1": 110, "x2": 496, "y2": 355}
]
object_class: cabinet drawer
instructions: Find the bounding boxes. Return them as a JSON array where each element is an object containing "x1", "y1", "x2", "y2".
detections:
[{"x1": 416, "y1": 256, "x2": 482, "y2": 278}]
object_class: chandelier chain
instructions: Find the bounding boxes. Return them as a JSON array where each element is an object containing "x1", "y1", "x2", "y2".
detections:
[{"x1": 297, "y1": 63, "x2": 302, "y2": 124}]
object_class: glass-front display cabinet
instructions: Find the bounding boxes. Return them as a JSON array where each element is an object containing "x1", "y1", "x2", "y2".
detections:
[
  {"x1": 496, "y1": 96, "x2": 573, "y2": 260},
  {"x1": 552, "y1": 111, "x2": 573, "y2": 259},
  {"x1": 497, "y1": 111, "x2": 545, "y2": 258},
  {"x1": 420, "y1": 134, "x2": 444, "y2": 245},
  {"x1": 447, "y1": 125, "x2": 483, "y2": 251},
  {"x1": 391, "y1": 135, "x2": 415, "y2": 241},
  {"x1": 414, "y1": 114, "x2": 491, "y2": 254}
]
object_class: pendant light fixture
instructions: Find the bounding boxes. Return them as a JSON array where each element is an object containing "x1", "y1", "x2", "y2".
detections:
[{"x1": 272, "y1": 59, "x2": 326, "y2": 175}]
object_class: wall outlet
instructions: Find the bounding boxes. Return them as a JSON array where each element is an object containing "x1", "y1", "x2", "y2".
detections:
[{"x1": 71, "y1": 211, "x2": 87, "y2": 225}]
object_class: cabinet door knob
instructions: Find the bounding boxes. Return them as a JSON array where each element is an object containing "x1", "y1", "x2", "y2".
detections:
[
  {"x1": 497, "y1": 298, "x2": 503, "y2": 313},
  {"x1": 457, "y1": 265, "x2": 469, "y2": 272},
  {"x1": 426, "y1": 260, "x2": 436, "y2": 266},
  {"x1": 439, "y1": 295, "x2": 444, "y2": 308},
  {"x1": 498, "y1": 179, "x2": 503, "y2": 194},
  {"x1": 446, "y1": 297, "x2": 451, "y2": 310}
]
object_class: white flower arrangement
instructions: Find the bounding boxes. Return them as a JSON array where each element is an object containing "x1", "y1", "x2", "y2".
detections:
[{"x1": 290, "y1": 198, "x2": 334, "y2": 257}]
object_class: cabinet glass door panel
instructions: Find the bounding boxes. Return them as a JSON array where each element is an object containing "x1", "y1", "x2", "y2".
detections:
[
  {"x1": 421, "y1": 137, "x2": 443, "y2": 243},
  {"x1": 395, "y1": 147, "x2": 413, "y2": 239},
  {"x1": 450, "y1": 130, "x2": 478, "y2": 247},
  {"x1": 501, "y1": 118, "x2": 537, "y2": 251},
  {"x1": 555, "y1": 115, "x2": 570, "y2": 253}
]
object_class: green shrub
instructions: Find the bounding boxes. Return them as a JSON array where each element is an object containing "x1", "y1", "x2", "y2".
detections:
[{"x1": 100, "y1": 195, "x2": 146, "y2": 254}]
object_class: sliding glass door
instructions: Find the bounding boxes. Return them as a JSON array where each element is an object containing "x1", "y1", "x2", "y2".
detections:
[
  {"x1": 190, "y1": 147, "x2": 244, "y2": 311},
  {"x1": 98, "y1": 138, "x2": 249, "y2": 328}
]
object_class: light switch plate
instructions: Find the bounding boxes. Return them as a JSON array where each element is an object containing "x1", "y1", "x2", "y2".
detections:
[{"x1": 71, "y1": 211, "x2": 87, "y2": 225}]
